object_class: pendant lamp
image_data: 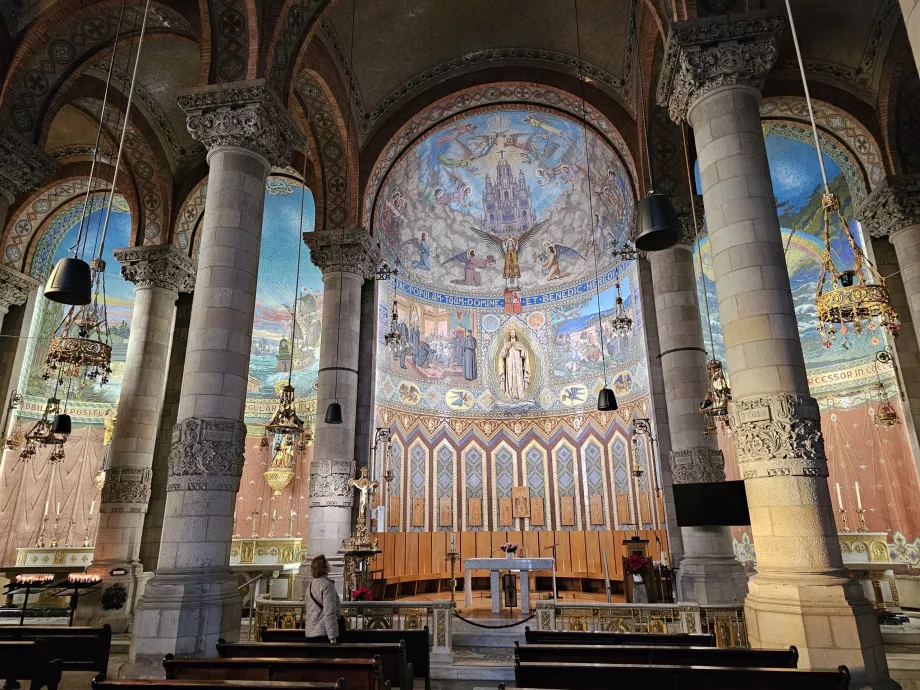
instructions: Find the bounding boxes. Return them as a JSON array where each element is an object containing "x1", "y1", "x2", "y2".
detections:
[
  {"x1": 44, "y1": 258, "x2": 92, "y2": 305},
  {"x1": 50, "y1": 413, "x2": 72, "y2": 435},
  {"x1": 634, "y1": 192, "x2": 680, "y2": 252},
  {"x1": 598, "y1": 386, "x2": 618, "y2": 411},
  {"x1": 325, "y1": 401, "x2": 343, "y2": 425}
]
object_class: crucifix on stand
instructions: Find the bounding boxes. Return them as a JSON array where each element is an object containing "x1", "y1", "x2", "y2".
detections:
[{"x1": 340, "y1": 468, "x2": 381, "y2": 600}]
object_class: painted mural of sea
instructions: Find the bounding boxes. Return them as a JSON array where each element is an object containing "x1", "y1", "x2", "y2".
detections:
[{"x1": 248, "y1": 354, "x2": 277, "y2": 387}]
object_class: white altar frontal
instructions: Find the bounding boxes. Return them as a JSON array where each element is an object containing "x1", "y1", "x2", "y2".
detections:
[{"x1": 463, "y1": 557, "x2": 554, "y2": 615}]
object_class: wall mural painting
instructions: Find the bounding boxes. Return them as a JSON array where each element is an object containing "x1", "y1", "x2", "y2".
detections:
[
  {"x1": 0, "y1": 200, "x2": 133, "y2": 566},
  {"x1": 237, "y1": 179, "x2": 321, "y2": 543},
  {"x1": 693, "y1": 134, "x2": 920, "y2": 564},
  {"x1": 374, "y1": 105, "x2": 656, "y2": 534}
]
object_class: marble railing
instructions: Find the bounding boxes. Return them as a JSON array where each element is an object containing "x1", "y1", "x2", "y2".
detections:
[
  {"x1": 534, "y1": 601, "x2": 748, "y2": 648},
  {"x1": 253, "y1": 595, "x2": 453, "y2": 655}
]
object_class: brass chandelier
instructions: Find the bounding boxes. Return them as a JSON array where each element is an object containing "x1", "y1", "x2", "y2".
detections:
[
  {"x1": 815, "y1": 194, "x2": 898, "y2": 348},
  {"x1": 20, "y1": 397, "x2": 69, "y2": 462},
  {"x1": 611, "y1": 272, "x2": 632, "y2": 336}
]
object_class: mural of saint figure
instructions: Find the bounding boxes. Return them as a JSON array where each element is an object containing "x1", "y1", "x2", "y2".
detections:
[
  {"x1": 442, "y1": 249, "x2": 495, "y2": 286},
  {"x1": 462, "y1": 329, "x2": 478, "y2": 381},
  {"x1": 468, "y1": 219, "x2": 550, "y2": 291},
  {"x1": 271, "y1": 435, "x2": 295, "y2": 469},
  {"x1": 539, "y1": 241, "x2": 584, "y2": 281},
  {"x1": 401, "y1": 232, "x2": 431, "y2": 271},
  {"x1": 499, "y1": 328, "x2": 530, "y2": 401}
]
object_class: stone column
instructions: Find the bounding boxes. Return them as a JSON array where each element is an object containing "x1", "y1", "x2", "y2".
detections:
[
  {"x1": 74, "y1": 246, "x2": 194, "y2": 632},
  {"x1": 0, "y1": 266, "x2": 39, "y2": 339},
  {"x1": 659, "y1": 13, "x2": 892, "y2": 687},
  {"x1": 129, "y1": 80, "x2": 302, "y2": 672},
  {"x1": 0, "y1": 266, "x2": 40, "y2": 438},
  {"x1": 297, "y1": 229, "x2": 380, "y2": 596},
  {"x1": 901, "y1": 1, "x2": 920, "y2": 76},
  {"x1": 647, "y1": 220, "x2": 748, "y2": 605}
]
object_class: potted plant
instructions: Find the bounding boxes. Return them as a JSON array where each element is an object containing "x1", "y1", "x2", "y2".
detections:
[
  {"x1": 351, "y1": 585, "x2": 373, "y2": 601},
  {"x1": 625, "y1": 554, "x2": 650, "y2": 583},
  {"x1": 500, "y1": 542, "x2": 519, "y2": 558}
]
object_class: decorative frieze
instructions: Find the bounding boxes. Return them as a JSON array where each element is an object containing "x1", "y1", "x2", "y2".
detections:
[
  {"x1": 304, "y1": 227, "x2": 382, "y2": 279},
  {"x1": 669, "y1": 447, "x2": 726, "y2": 484},
  {"x1": 177, "y1": 79, "x2": 304, "y2": 168},
  {"x1": 657, "y1": 12, "x2": 786, "y2": 123},
  {"x1": 0, "y1": 264, "x2": 40, "y2": 311},
  {"x1": 308, "y1": 458, "x2": 356, "y2": 508},
  {"x1": 114, "y1": 245, "x2": 196, "y2": 293},
  {"x1": 100, "y1": 467, "x2": 153, "y2": 512},
  {"x1": 0, "y1": 128, "x2": 59, "y2": 198},
  {"x1": 727, "y1": 394, "x2": 828, "y2": 478},
  {"x1": 856, "y1": 175, "x2": 920, "y2": 239},
  {"x1": 167, "y1": 417, "x2": 247, "y2": 492}
]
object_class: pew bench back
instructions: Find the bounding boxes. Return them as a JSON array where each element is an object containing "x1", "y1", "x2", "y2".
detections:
[
  {"x1": 523, "y1": 626, "x2": 715, "y2": 646},
  {"x1": 92, "y1": 676, "x2": 346, "y2": 690},
  {"x1": 513, "y1": 641, "x2": 799, "y2": 668},
  {"x1": 0, "y1": 623, "x2": 112, "y2": 672},
  {"x1": 0, "y1": 639, "x2": 64, "y2": 690}
]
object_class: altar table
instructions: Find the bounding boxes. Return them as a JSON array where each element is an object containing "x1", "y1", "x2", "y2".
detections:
[{"x1": 463, "y1": 557, "x2": 555, "y2": 614}]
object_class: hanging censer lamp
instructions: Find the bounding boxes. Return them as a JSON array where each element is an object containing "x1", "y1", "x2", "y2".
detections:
[
  {"x1": 815, "y1": 194, "x2": 898, "y2": 348},
  {"x1": 872, "y1": 348, "x2": 900, "y2": 428},
  {"x1": 20, "y1": 397, "x2": 68, "y2": 462},
  {"x1": 611, "y1": 270, "x2": 633, "y2": 336}
]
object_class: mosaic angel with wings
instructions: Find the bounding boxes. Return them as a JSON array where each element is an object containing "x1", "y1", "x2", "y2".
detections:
[{"x1": 467, "y1": 219, "x2": 552, "y2": 290}]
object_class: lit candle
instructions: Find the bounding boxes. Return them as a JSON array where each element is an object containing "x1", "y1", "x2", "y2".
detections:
[
  {"x1": 835, "y1": 483, "x2": 844, "y2": 510},
  {"x1": 89, "y1": 500, "x2": 94, "y2": 516},
  {"x1": 450, "y1": 533, "x2": 456, "y2": 551},
  {"x1": 855, "y1": 482, "x2": 862, "y2": 510},
  {"x1": 56, "y1": 502, "x2": 61, "y2": 517},
  {"x1": 272, "y1": 509, "x2": 276, "y2": 520},
  {"x1": 43, "y1": 500, "x2": 49, "y2": 517},
  {"x1": 291, "y1": 510, "x2": 296, "y2": 518}
]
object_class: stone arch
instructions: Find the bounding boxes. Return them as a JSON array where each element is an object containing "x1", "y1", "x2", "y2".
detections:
[
  {"x1": 172, "y1": 177, "x2": 209, "y2": 255},
  {"x1": 0, "y1": 2, "x2": 196, "y2": 143},
  {"x1": 262, "y1": 0, "x2": 333, "y2": 95},
  {"x1": 293, "y1": 68, "x2": 358, "y2": 233},
  {"x1": 760, "y1": 96, "x2": 887, "y2": 205},
  {"x1": 207, "y1": 0, "x2": 261, "y2": 83},
  {"x1": 361, "y1": 81, "x2": 641, "y2": 231},
  {"x1": 2, "y1": 164, "x2": 139, "y2": 273}
]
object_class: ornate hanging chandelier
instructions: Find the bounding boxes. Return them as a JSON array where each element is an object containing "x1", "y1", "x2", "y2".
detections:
[
  {"x1": 816, "y1": 195, "x2": 899, "y2": 348},
  {"x1": 699, "y1": 358, "x2": 731, "y2": 424},
  {"x1": 871, "y1": 348, "x2": 900, "y2": 428},
  {"x1": 383, "y1": 296, "x2": 405, "y2": 354},
  {"x1": 20, "y1": 397, "x2": 69, "y2": 461},
  {"x1": 611, "y1": 274, "x2": 632, "y2": 336},
  {"x1": 44, "y1": 258, "x2": 113, "y2": 385}
]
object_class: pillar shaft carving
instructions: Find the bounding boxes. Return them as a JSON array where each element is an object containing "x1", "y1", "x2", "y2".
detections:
[
  {"x1": 308, "y1": 458, "x2": 357, "y2": 508},
  {"x1": 304, "y1": 228, "x2": 382, "y2": 278},
  {"x1": 100, "y1": 467, "x2": 153, "y2": 513},
  {"x1": 657, "y1": 11, "x2": 786, "y2": 122},
  {"x1": 177, "y1": 79, "x2": 304, "y2": 167},
  {"x1": 167, "y1": 417, "x2": 247, "y2": 492},
  {"x1": 114, "y1": 245, "x2": 196, "y2": 293},
  {"x1": 727, "y1": 393, "x2": 827, "y2": 478},
  {"x1": 0, "y1": 128, "x2": 59, "y2": 198},
  {"x1": 668, "y1": 448, "x2": 726, "y2": 484},
  {"x1": 0, "y1": 264, "x2": 40, "y2": 311},
  {"x1": 856, "y1": 174, "x2": 920, "y2": 239}
]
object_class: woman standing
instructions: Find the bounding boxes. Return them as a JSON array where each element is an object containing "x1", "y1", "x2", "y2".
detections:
[{"x1": 303, "y1": 555, "x2": 341, "y2": 643}]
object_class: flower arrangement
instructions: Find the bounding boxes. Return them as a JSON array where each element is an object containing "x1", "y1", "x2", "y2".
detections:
[
  {"x1": 351, "y1": 585, "x2": 373, "y2": 601},
  {"x1": 500, "y1": 542, "x2": 519, "y2": 554},
  {"x1": 625, "y1": 554, "x2": 650, "y2": 575}
]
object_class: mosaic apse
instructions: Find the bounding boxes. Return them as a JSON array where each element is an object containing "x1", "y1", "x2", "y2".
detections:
[
  {"x1": 373, "y1": 106, "x2": 661, "y2": 535},
  {"x1": 695, "y1": 134, "x2": 920, "y2": 563}
]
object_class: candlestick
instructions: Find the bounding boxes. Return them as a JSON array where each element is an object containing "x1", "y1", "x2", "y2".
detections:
[
  {"x1": 268, "y1": 510, "x2": 276, "y2": 537},
  {"x1": 89, "y1": 500, "x2": 94, "y2": 516},
  {"x1": 856, "y1": 508, "x2": 869, "y2": 533},
  {"x1": 64, "y1": 519, "x2": 75, "y2": 547},
  {"x1": 250, "y1": 510, "x2": 259, "y2": 538},
  {"x1": 838, "y1": 508, "x2": 850, "y2": 534},
  {"x1": 854, "y1": 481, "x2": 862, "y2": 510},
  {"x1": 56, "y1": 502, "x2": 60, "y2": 517},
  {"x1": 43, "y1": 500, "x2": 49, "y2": 518},
  {"x1": 36, "y1": 515, "x2": 48, "y2": 547},
  {"x1": 450, "y1": 533, "x2": 456, "y2": 551},
  {"x1": 83, "y1": 512, "x2": 95, "y2": 548},
  {"x1": 286, "y1": 510, "x2": 295, "y2": 538},
  {"x1": 835, "y1": 482, "x2": 844, "y2": 510},
  {"x1": 50, "y1": 514, "x2": 61, "y2": 547}
]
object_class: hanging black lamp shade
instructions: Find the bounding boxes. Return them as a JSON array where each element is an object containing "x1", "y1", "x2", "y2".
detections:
[
  {"x1": 598, "y1": 387, "x2": 618, "y2": 412},
  {"x1": 324, "y1": 402, "x2": 343, "y2": 425},
  {"x1": 634, "y1": 192, "x2": 680, "y2": 252},
  {"x1": 51, "y1": 413, "x2": 72, "y2": 435},
  {"x1": 44, "y1": 257, "x2": 92, "y2": 305}
]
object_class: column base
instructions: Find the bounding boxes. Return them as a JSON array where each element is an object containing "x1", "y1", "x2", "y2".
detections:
[
  {"x1": 744, "y1": 573, "x2": 896, "y2": 689},
  {"x1": 126, "y1": 568, "x2": 241, "y2": 676},
  {"x1": 72, "y1": 563, "x2": 151, "y2": 634},
  {"x1": 676, "y1": 555, "x2": 749, "y2": 605},
  {"x1": 293, "y1": 556, "x2": 346, "y2": 600}
]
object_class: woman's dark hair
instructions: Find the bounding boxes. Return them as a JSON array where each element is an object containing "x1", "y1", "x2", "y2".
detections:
[{"x1": 311, "y1": 554, "x2": 330, "y2": 578}]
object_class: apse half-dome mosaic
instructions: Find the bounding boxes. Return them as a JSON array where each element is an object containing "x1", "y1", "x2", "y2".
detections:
[{"x1": 374, "y1": 106, "x2": 648, "y2": 418}]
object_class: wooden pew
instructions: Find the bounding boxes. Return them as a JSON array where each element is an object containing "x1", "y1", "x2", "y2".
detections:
[
  {"x1": 164, "y1": 655, "x2": 389, "y2": 690},
  {"x1": 0, "y1": 639, "x2": 64, "y2": 690},
  {"x1": 260, "y1": 626, "x2": 431, "y2": 690},
  {"x1": 514, "y1": 641, "x2": 799, "y2": 668},
  {"x1": 513, "y1": 660, "x2": 851, "y2": 690},
  {"x1": 524, "y1": 626, "x2": 715, "y2": 646},
  {"x1": 0, "y1": 623, "x2": 112, "y2": 673},
  {"x1": 93, "y1": 676, "x2": 346, "y2": 690},
  {"x1": 217, "y1": 640, "x2": 412, "y2": 689}
]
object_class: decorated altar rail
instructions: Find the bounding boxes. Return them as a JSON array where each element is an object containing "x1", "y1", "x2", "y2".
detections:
[
  {"x1": 253, "y1": 596, "x2": 452, "y2": 655},
  {"x1": 534, "y1": 601, "x2": 748, "y2": 648}
]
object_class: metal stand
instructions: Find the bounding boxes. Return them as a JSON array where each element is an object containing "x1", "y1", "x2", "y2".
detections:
[
  {"x1": 839, "y1": 508, "x2": 850, "y2": 533},
  {"x1": 445, "y1": 551, "x2": 460, "y2": 609},
  {"x1": 545, "y1": 543, "x2": 561, "y2": 600}
]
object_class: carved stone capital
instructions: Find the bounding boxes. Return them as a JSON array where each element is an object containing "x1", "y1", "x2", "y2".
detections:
[
  {"x1": 727, "y1": 393, "x2": 828, "y2": 479},
  {"x1": 177, "y1": 79, "x2": 304, "y2": 168},
  {"x1": 657, "y1": 11, "x2": 786, "y2": 123},
  {"x1": 114, "y1": 245, "x2": 196, "y2": 293},
  {"x1": 0, "y1": 264, "x2": 40, "y2": 311},
  {"x1": 309, "y1": 458, "x2": 356, "y2": 508},
  {"x1": 669, "y1": 447, "x2": 725, "y2": 484},
  {"x1": 856, "y1": 175, "x2": 920, "y2": 239},
  {"x1": 304, "y1": 228, "x2": 382, "y2": 279},
  {"x1": 0, "y1": 128, "x2": 59, "y2": 197},
  {"x1": 100, "y1": 467, "x2": 153, "y2": 513},
  {"x1": 674, "y1": 197, "x2": 705, "y2": 247},
  {"x1": 167, "y1": 417, "x2": 247, "y2": 492}
]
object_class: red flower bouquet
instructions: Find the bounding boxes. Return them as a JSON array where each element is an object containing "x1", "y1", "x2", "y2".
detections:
[
  {"x1": 351, "y1": 585, "x2": 373, "y2": 601},
  {"x1": 625, "y1": 554, "x2": 650, "y2": 575}
]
